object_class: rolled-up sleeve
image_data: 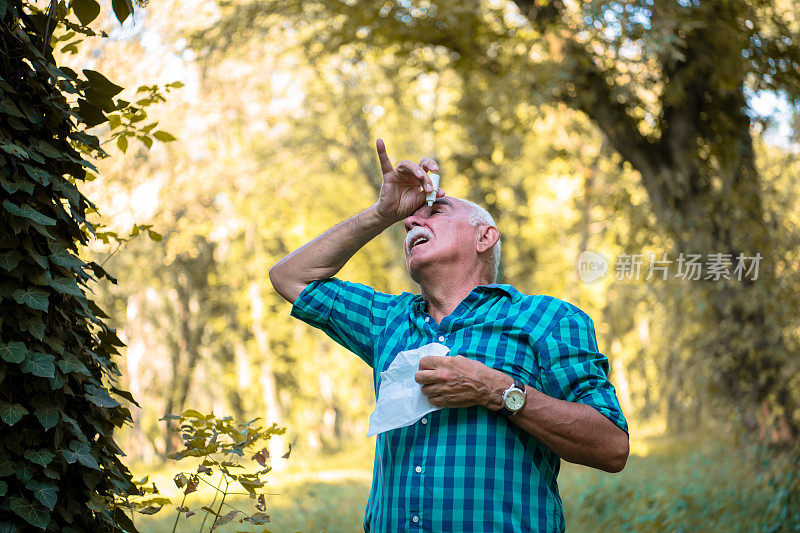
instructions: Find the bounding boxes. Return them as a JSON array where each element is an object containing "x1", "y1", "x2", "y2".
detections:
[
  {"x1": 290, "y1": 278, "x2": 394, "y2": 368},
  {"x1": 535, "y1": 310, "x2": 629, "y2": 434}
]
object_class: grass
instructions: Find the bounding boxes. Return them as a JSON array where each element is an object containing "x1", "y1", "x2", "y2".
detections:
[{"x1": 129, "y1": 433, "x2": 796, "y2": 532}]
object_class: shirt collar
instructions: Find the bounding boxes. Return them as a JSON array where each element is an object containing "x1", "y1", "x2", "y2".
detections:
[{"x1": 410, "y1": 283, "x2": 522, "y2": 312}]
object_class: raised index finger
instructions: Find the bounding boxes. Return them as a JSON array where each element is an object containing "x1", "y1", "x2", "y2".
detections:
[{"x1": 376, "y1": 138, "x2": 394, "y2": 175}]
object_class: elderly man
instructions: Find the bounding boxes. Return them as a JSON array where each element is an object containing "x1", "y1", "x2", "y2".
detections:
[{"x1": 269, "y1": 139, "x2": 629, "y2": 532}]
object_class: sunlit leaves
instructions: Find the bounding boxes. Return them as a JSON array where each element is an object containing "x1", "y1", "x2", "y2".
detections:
[
  {"x1": 211, "y1": 510, "x2": 240, "y2": 530},
  {"x1": 82, "y1": 69, "x2": 125, "y2": 99},
  {"x1": 111, "y1": 0, "x2": 133, "y2": 24},
  {"x1": 153, "y1": 130, "x2": 177, "y2": 142},
  {"x1": 146, "y1": 411, "x2": 287, "y2": 527},
  {"x1": 70, "y1": 0, "x2": 101, "y2": 25}
]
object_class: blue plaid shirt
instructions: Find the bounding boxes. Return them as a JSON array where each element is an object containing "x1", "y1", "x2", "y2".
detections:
[{"x1": 291, "y1": 278, "x2": 628, "y2": 532}]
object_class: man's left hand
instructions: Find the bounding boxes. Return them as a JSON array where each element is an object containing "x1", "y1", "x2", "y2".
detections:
[{"x1": 415, "y1": 355, "x2": 508, "y2": 409}]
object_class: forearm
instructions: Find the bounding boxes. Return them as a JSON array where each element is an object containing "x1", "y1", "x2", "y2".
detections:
[
  {"x1": 269, "y1": 204, "x2": 394, "y2": 303},
  {"x1": 483, "y1": 373, "x2": 629, "y2": 472}
]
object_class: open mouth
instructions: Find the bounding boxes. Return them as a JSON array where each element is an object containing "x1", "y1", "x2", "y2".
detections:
[
  {"x1": 406, "y1": 228, "x2": 433, "y2": 254},
  {"x1": 410, "y1": 236, "x2": 428, "y2": 250}
]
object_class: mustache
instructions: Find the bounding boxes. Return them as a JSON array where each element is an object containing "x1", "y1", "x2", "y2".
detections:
[{"x1": 405, "y1": 227, "x2": 433, "y2": 254}]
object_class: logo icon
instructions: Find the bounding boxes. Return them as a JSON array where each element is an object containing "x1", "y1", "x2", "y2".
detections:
[{"x1": 577, "y1": 250, "x2": 608, "y2": 283}]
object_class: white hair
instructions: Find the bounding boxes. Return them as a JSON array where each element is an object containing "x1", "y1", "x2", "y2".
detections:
[{"x1": 459, "y1": 198, "x2": 502, "y2": 282}]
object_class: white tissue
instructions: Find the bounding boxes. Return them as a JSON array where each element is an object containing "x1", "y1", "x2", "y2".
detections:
[{"x1": 367, "y1": 343, "x2": 450, "y2": 437}]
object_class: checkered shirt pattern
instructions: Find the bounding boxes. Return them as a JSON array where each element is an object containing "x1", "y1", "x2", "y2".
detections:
[{"x1": 290, "y1": 278, "x2": 628, "y2": 532}]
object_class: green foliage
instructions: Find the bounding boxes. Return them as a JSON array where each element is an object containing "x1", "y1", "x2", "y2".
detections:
[
  {"x1": 195, "y1": 0, "x2": 800, "y2": 446},
  {"x1": 0, "y1": 0, "x2": 173, "y2": 530},
  {"x1": 113, "y1": 410, "x2": 286, "y2": 532},
  {"x1": 560, "y1": 437, "x2": 800, "y2": 533}
]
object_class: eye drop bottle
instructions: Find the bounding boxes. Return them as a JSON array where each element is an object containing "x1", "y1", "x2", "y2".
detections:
[{"x1": 426, "y1": 173, "x2": 440, "y2": 206}]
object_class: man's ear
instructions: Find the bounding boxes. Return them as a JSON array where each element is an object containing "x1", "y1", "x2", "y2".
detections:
[{"x1": 476, "y1": 226, "x2": 500, "y2": 254}]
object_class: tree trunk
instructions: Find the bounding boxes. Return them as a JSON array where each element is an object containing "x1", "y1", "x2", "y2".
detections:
[{"x1": 248, "y1": 281, "x2": 287, "y2": 469}]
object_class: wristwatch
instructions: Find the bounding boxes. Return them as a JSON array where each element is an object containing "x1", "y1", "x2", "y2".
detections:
[{"x1": 497, "y1": 376, "x2": 527, "y2": 416}]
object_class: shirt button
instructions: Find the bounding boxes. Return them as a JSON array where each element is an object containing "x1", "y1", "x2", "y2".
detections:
[
  {"x1": 438, "y1": 335, "x2": 445, "y2": 342},
  {"x1": 415, "y1": 466, "x2": 422, "y2": 473},
  {"x1": 412, "y1": 515, "x2": 420, "y2": 523},
  {"x1": 425, "y1": 317, "x2": 430, "y2": 323},
  {"x1": 421, "y1": 417, "x2": 428, "y2": 425}
]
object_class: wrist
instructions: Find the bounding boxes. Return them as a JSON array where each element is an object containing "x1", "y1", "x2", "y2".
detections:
[
  {"x1": 369, "y1": 203, "x2": 400, "y2": 228},
  {"x1": 484, "y1": 369, "x2": 513, "y2": 411}
]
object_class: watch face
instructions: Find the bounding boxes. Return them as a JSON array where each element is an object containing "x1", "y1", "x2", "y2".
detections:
[{"x1": 505, "y1": 390, "x2": 526, "y2": 411}]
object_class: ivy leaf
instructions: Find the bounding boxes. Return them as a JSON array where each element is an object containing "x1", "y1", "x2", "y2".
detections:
[
  {"x1": 34, "y1": 404, "x2": 60, "y2": 431},
  {"x1": 20, "y1": 316, "x2": 46, "y2": 340},
  {"x1": 30, "y1": 252, "x2": 50, "y2": 270},
  {"x1": 0, "y1": 340, "x2": 27, "y2": 363},
  {"x1": 25, "y1": 480, "x2": 59, "y2": 511},
  {"x1": 0, "y1": 142, "x2": 29, "y2": 158},
  {"x1": 85, "y1": 384, "x2": 122, "y2": 408},
  {"x1": 21, "y1": 352, "x2": 56, "y2": 378},
  {"x1": 0, "y1": 480, "x2": 6, "y2": 497},
  {"x1": 9, "y1": 497, "x2": 50, "y2": 529},
  {"x1": 57, "y1": 355, "x2": 90, "y2": 375},
  {"x1": 49, "y1": 276, "x2": 84, "y2": 298},
  {"x1": 61, "y1": 441, "x2": 100, "y2": 470},
  {"x1": 71, "y1": 0, "x2": 101, "y2": 25},
  {"x1": 0, "y1": 98, "x2": 26, "y2": 118},
  {"x1": 77, "y1": 98, "x2": 107, "y2": 128},
  {"x1": 0, "y1": 401, "x2": 28, "y2": 425},
  {"x1": 24, "y1": 449, "x2": 56, "y2": 468},
  {"x1": 35, "y1": 141, "x2": 61, "y2": 159},
  {"x1": 12, "y1": 287, "x2": 49, "y2": 311},
  {"x1": 22, "y1": 165, "x2": 51, "y2": 186},
  {"x1": 110, "y1": 385, "x2": 140, "y2": 407},
  {"x1": 49, "y1": 246, "x2": 84, "y2": 270},
  {"x1": 0, "y1": 250, "x2": 22, "y2": 271},
  {"x1": 3, "y1": 200, "x2": 57, "y2": 226},
  {"x1": 0, "y1": 454, "x2": 14, "y2": 476}
]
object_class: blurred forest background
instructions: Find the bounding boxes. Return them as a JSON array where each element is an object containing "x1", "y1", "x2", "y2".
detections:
[{"x1": 43, "y1": 0, "x2": 800, "y2": 530}]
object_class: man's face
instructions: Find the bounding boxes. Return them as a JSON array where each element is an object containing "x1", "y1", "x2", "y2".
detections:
[{"x1": 403, "y1": 197, "x2": 479, "y2": 281}]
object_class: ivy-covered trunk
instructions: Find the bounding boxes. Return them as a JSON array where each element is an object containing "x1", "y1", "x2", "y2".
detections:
[{"x1": 0, "y1": 1, "x2": 138, "y2": 530}]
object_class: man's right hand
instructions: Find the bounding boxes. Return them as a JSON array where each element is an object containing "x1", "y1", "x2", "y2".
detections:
[
  {"x1": 375, "y1": 138, "x2": 444, "y2": 223},
  {"x1": 269, "y1": 138, "x2": 443, "y2": 304}
]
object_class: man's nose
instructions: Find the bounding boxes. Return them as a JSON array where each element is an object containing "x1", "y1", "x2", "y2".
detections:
[{"x1": 404, "y1": 213, "x2": 424, "y2": 232}]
